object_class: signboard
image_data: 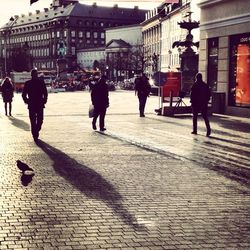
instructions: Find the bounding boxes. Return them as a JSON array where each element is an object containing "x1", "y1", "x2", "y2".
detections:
[{"x1": 162, "y1": 72, "x2": 181, "y2": 102}]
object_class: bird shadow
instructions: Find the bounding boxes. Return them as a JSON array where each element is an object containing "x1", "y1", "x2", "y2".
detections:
[
  {"x1": 8, "y1": 116, "x2": 30, "y2": 131},
  {"x1": 36, "y1": 139, "x2": 146, "y2": 231}
]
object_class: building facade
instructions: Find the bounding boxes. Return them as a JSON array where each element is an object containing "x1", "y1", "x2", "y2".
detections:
[
  {"x1": 198, "y1": 0, "x2": 250, "y2": 117},
  {"x1": 0, "y1": 0, "x2": 146, "y2": 76},
  {"x1": 105, "y1": 24, "x2": 143, "y2": 80},
  {"x1": 77, "y1": 47, "x2": 105, "y2": 70},
  {"x1": 142, "y1": 0, "x2": 195, "y2": 76}
]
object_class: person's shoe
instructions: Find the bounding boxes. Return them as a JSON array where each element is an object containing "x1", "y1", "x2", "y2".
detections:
[
  {"x1": 140, "y1": 114, "x2": 145, "y2": 117},
  {"x1": 100, "y1": 128, "x2": 106, "y2": 132},
  {"x1": 191, "y1": 131, "x2": 197, "y2": 135},
  {"x1": 92, "y1": 123, "x2": 97, "y2": 130},
  {"x1": 206, "y1": 129, "x2": 211, "y2": 137}
]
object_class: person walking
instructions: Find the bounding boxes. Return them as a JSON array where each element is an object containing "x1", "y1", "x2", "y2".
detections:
[
  {"x1": 22, "y1": 69, "x2": 48, "y2": 141},
  {"x1": 91, "y1": 75, "x2": 109, "y2": 131},
  {"x1": 134, "y1": 73, "x2": 151, "y2": 117},
  {"x1": 1, "y1": 77, "x2": 14, "y2": 116},
  {"x1": 190, "y1": 72, "x2": 211, "y2": 136}
]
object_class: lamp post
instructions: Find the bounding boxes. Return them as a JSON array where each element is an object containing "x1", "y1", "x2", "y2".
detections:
[
  {"x1": 106, "y1": 65, "x2": 109, "y2": 79},
  {"x1": 4, "y1": 16, "x2": 16, "y2": 77}
]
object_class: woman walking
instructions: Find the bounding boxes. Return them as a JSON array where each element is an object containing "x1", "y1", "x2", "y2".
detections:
[
  {"x1": 91, "y1": 75, "x2": 109, "y2": 131},
  {"x1": 1, "y1": 77, "x2": 14, "y2": 116}
]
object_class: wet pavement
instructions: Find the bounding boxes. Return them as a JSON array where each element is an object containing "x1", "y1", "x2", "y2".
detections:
[{"x1": 0, "y1": 90, "x2": 250, "y2": 249}]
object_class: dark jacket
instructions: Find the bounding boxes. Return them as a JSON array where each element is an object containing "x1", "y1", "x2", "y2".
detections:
[
  {"x1": 135, "y1": 75, "x2": 151, "y2": 96},
  {"x1": 190, "y1": 80, "x2": 211, "y2": 107},
  {"x1": 91, "y1": 78, "x2": 109, "y2": 108},
  {"x1": 22, "y1": 77, "x2": 48, "y2": 110},
  {"x1": 1, "y1": 81, "x2": 14, "y2": 103}
]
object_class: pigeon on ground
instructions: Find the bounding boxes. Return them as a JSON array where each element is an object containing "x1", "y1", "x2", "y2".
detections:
[
  {"x1": 21, "y1": 173, "x2": 35, "y2": 186},
  {"x1": 16, "y1": 160, "x2": 34, "y2": 173}
]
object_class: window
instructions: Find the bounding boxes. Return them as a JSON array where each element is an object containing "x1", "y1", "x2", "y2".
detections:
[
  {"x1": 86, "y1": 31, "x2": 90, "y2": 38},
  {"x1": 56, "y1": 31, "x2": 60, "y2": 38},
  {"x1": 79, "y1": 31, "x2": 83, "y2": 38},
  {"x1": 71, "y1": 30, "x2": 76, "y2": 38},
  {"x1": 64, "y1": 30, "x2": 67, "y2": 37},
  {"x1": 101, "y1": 32, "x2": 105, "y2": 39},
  {"x1": 229, "y1": 33, "x2": 250, "y2": 107},
  {"x1": 207, "y1": 38, "x2": 218, "y2": 92},
  {"x1": 93, "y1": 32, "x2": 98, "y2": 39},
  {"x1": 72, "y1": 47, "x2": 76, "y2": 55}
]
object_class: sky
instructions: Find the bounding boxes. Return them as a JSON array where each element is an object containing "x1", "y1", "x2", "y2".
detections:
[{"x1": 0, "y1": 0, "x2": 163, "y2": 26}]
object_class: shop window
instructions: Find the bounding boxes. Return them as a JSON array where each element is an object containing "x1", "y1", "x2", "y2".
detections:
[
  {"x1": 207, "y1": 38, "x2": 218, "y2": 92},
  {"x1": 229, "y1": 33, "x2": 250, "y2": 107}
]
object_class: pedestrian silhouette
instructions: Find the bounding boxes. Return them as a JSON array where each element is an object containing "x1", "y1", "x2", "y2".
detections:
[
  {"x1": 134, "y1": 73, "x2": 151, "y2": 117},
  {"x1": 91, "y1": 75, "x2": 109, "y2": 131},
  {"x1": 22, "y1": 69, "x2": 48, "y2": 141},
  {"x1": 1, "y1": 77, "x2": 14, "y2": 116},
  {"x1": 190, "y1": 73, "x2": 211, "y2": 136}
]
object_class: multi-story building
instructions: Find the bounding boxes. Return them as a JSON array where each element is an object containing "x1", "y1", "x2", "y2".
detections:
[
  {"x1": 142, "y1": 0, "x2": 199, "y2": 76},
  {"x1": 0, "y1": 0, "x2": 146, "y2": 76},
  {"x1": 77, "y1": 47, "x2": 105, "y2": 70},
  {"x1": 105, "y1": 24, "x2": 143, "y2": 80},
  {"x1": 198, "y1": 0, "x2": 250, "y2": 117}
]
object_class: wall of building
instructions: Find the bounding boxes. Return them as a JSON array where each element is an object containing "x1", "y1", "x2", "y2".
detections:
[
  {"x1": 198, "y1": 0, "x2": 250, "y2": 117},
  {"x1": 77, "y1": 49, "x2": 105, "y2": 69}
]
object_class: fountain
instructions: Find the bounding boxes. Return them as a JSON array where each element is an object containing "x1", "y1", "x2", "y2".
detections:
[{"x1": 172, "y1": 12, "x2": 200, "y2": 94}]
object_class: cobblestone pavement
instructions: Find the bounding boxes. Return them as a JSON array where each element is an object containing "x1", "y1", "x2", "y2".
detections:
[{"x1": 0, "y1": 91, "x2": 250, "y2": 250}]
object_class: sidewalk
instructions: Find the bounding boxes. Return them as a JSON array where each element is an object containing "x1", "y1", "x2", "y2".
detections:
[{"x1": 0, "y1": 91, "x2": 249, "y2": 249}]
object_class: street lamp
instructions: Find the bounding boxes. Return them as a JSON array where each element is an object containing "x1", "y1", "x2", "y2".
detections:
[
  {"x1": 4, "y1": 16, "x2": 16, "y2": 77},
  {"x1": 106, "y1": 65, "x2": 109, "y2": 79}
]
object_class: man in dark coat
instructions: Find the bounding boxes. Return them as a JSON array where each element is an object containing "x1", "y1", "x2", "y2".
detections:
[
  {"x1": 190, "y1": 73, "x2": 211, "y2": 136},
  {"x1": 91, "y1": 75, "x2": 109, "y2": 131},
  {"x1": 134, "y1": 73, "x2": 151, "y2": 117},
  {"x1": 22, "y1": 69, "x2": 48, "y2": 141}
]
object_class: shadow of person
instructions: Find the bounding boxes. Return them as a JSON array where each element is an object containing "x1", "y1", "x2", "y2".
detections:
[
  {"x1": 8, "y1": 116, "x2": 30, "y2": 131},
  {"x1": 21, "y1": 172, "x2": 35, "y2": 186},
  {"x1": 36, "y1": 139, "x2": 147, "y2": 231}
]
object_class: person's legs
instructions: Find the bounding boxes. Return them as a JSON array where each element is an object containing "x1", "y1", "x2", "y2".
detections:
[
  {"x1": 201, "y1": 106, "x2": 211, "y2": 136},
  {"x1": 9, "y1": 102, "x2": 12, "y2": 116},
  {"x1": 4, "y1": 102, "x2": 7, "y2": 115},
  {"x1": 139, "y1": 95, "x2": 147, "y2": 117},
  {"x1": 36, "y1": 109, "x2": 44, "y2": 133},
  {"x1": 99, "y1": 107, "x2": 107, "y2": 131},
  {"x1": 29, "y1": 109, "x2": 38, "y2": 140},
  {"x1": 192, "y1": 107, "x2": 198, "y2": 134},
  {"x1": 92, "y1": 107, "x2": 99, "y2": 130}
]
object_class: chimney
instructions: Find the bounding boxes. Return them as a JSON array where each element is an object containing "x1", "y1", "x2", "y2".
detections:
[
  {"x1": 92, "y1": 2, "x2": 97, "y2": 7},
  {"x1": 44, "y1": 8, "x2": 49, "y2": 12},
  {"x1": 36, "y1": 10, "x2": 40, "y2": 14},
  {"x1": 113, "y1": 4, "x2": 118, "y2": 8}
]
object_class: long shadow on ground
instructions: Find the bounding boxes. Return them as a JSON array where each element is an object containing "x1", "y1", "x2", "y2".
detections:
[
  {"x1": 8, "y1": 116, "x2": 30, "y2": 131},
  {"x1": 36, "y1": 139, "x2": 146, "y2": 231}
]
